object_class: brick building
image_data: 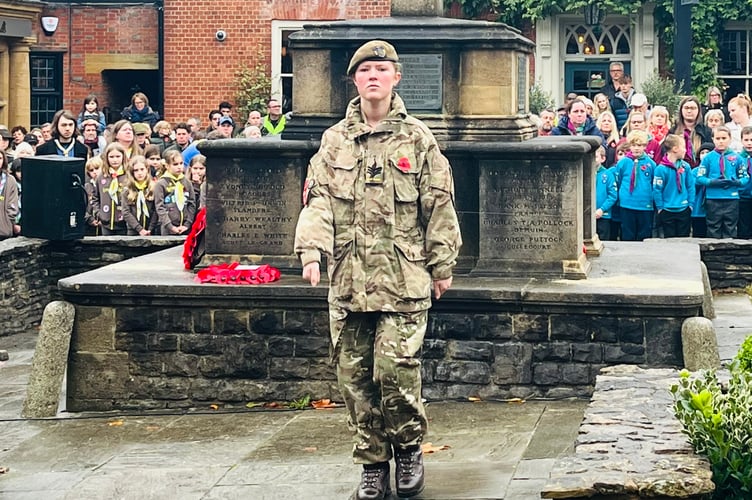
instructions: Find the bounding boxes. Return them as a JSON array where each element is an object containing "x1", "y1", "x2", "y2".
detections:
[{"x1": 19, "y1": 0, "x2": 389, "y2": 130}]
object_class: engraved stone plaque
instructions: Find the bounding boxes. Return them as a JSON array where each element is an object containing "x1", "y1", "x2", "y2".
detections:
[
  {"x1": 205, "y1": 157, "x2": 299, "y2": 259},
  {"x1": 474, "y1": 158, "x2": 588, "y2": 278},
  {"x1": 517, "y1": 53, "x2": 527, "y2": 113},
  {"x1": 396, "y1": 54, "x2": 443, "y2": 112}
]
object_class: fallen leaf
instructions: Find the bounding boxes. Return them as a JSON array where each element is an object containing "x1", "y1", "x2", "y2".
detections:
[
  {"x1": 505, "y1": 398, "x2": 526, "y2": 404},
  {"x1": 468, "y1": 396, "x2": 482, "y2": 402},
  {"x1": 245, "y1": 402, "x2": 264, "y2": 408},
  {"x1": 0, "y1": 466, "x2": 9, "y2": 474},
  {"x1": 421, "y1": 443, "x2": 450, "y2": 454},
  {"x1": 145, "y1": 425, "x2": 160, "y2": 432},
  {"x1": 303, "y1": 447, "x2": 317, "y2": 452},
  {"x1": 209, "y1": 404, "x2": 220, "y2": 410},
  {"x1": 264, "y1": 402, "x2": 281, "y2": 408},
  {"x1": 311, "y1": 398, "x2": 338, "y2": 409},
  {"x1": 107, "y1": 420, "x2": 124, "y2": 427}
]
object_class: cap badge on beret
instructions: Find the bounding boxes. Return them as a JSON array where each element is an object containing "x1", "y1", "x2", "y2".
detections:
[{"x1": 372, "y1": 45, "x2": 386, "y2": 58}]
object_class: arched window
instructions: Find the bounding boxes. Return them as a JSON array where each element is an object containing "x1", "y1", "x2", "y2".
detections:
[{"x1": 564, "y1": 23, "x2": 631, "y2": 56}]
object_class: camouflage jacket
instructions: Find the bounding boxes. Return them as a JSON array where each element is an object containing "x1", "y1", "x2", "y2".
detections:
[{"x1": 294, "y1": 93, "x2": 462, "y2": 313}]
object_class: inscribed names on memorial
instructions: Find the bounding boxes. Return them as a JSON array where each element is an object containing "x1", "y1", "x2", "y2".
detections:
[
  {"x1": 208, "y1": 161, "x2": 298, "y2": 255},
  {"x1": 396, "y1": 54, "x2": 443, "y2": 112},
  {"x1": 479, "y1": 162, "x2": 578, "y2": 261}
]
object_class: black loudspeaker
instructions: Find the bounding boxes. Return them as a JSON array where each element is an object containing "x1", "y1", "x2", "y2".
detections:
[{"x1": 21, "y1": 155, "x2": 88, "y2": 240}]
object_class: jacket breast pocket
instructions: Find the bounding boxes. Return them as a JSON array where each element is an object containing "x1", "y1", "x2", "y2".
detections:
[
  {"x1": 327, "y1": 162, "x2": 357, "y2": 225},
  {"x1": 390, "y1": 153, "x2": 419, "y2": 229},
  {"x1": 394, "y1": 232, "x2": 430, "y2": 299}
]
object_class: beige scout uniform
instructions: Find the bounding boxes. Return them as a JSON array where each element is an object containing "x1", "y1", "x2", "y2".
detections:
[{"x1": 294, "y1": 93, "x2": 461, "y2": 463}]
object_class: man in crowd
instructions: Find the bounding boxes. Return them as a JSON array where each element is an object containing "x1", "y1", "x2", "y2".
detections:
[
  {"x1": 602, "y1": 62, "x2": 624, "y2": 100},
  {"x1": 164, "y1": 123, "x2": 193, "y2": 155},
  {"x1": 78, "y1": 119, "x2": 107, "y2": 156},
  {"x1": 186, "y1": 117, "x2": 201, "y2": 138},
  {"x1": 261, "y1": 98, "x2": 286, "y2": 136},
  {"x1": 217, "y1": 116, "x2": 235, "y2": 138},
  {"x1": 538, "y1": 108, "x2": 557, "y2": 136},
  {"x1": 35, "y1": 109, "x2": 89, "y2": 158}
]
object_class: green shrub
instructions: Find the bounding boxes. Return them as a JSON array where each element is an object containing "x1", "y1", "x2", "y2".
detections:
[
  {"x1": 640, "y1": 71, "x2": 683, "y2": 119},
  {"x1": 671, "y1": 364, "x2": 752, "y2": 499},
  {"x1": 529, "y1": 80, "x2": 555, "y2": 115},
  {"x1": 233, "y1": 55, "x2": 272, "y2": 123},
  {"x1": 735, "y1": 335, "x2": 752, "y2": 372}
]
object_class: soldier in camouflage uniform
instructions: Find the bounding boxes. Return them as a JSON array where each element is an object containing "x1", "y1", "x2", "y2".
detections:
[{"x1": 294, "y1": 40, "x2": 462, "y2": 500}]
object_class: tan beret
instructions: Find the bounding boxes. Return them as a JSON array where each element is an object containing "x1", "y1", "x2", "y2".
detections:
[{"x1": 347, "y1": 40, "x2": 399, "y2": 75}]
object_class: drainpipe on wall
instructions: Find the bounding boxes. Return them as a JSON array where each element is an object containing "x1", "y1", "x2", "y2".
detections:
[{"x1": 156, "y1": 0, "x2": 164, "y2": 117}]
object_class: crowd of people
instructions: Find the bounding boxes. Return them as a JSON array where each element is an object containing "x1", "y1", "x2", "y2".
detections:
[
  {"x1": 0, "y1": 93, "x2": 287, "y2": 240},
  {"x1": 537, "y1": 61, "x2": 752, "y2": 240}
]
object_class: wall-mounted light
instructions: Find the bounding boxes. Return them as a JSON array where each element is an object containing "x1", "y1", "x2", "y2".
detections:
[{"x1": 41, "y1": 16, "x2": 59, "y2": 36}]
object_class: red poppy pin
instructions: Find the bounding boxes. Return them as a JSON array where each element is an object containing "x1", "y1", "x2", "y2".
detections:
[
  {"x1": 678, "y1": 167, "x2": 685, "y2": 174},
  {"x1": 640, "y1": 165, "x2": 647, "y2": 171},
  {"x1": 397, "y1": 157, "x2": 411, "y2": 173}
]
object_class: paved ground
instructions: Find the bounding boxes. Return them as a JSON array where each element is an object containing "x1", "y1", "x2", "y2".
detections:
[
  {"x1": 0, "y1": 331, "x2": 585, "y2": 500},
  {"x1": 1, "y1": 292, "x2": 750, "y2": 500}
]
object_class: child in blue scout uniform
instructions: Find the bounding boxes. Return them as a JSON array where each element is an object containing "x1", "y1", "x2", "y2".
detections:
[
  {"x1": 736, "y1": 126, "x2": 752, "y2": 238},
  {"x1": 695, "y1": 125, "x2": 750, "y2": 238},
  {"x1": 594, "y1": 146, "x2": 617, "y2": 241},
  {"x1": 653, "y1": 134, "x2": 695, "y2": 237},
  {"x1": 616, "y1": 130, "x2": 656, "y2": 241},
  {"x1": 691, "y1": 143, "x2": 714, "y2": 237}
]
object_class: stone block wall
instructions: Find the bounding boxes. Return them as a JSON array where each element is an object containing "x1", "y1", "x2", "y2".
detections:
[
  {"x1": 66, "y1": 296, "x2": 687, "y2": 411},
  {"x1": 698, "y1": 239, "x2": 752, "y2": 289},
  {"x1": 0, "y1": 237, "x2": 183, "y2": 338}
]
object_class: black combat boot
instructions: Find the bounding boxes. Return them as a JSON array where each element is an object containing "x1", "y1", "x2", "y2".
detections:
[
  {"x1": 395, "y1": 445, "x2": 424, "y2": 498},
  {"x1": 354, "y1": 462, "x2": 391, "y2": 500}
]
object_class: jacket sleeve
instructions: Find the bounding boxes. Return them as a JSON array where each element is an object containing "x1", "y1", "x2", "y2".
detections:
[
  {"x1": 686, "y1": 165, "x2": 696, "y2": 208},
  {"x1": 419, "y1": 138, "x2": 462, "y2": 280},
  {"x1": 652, "y1": 168, "x2": 666, "y2": 211},
  {"x1": 294, "y1": 149, "x2": 334, "y2": 267},
  {"x1": 600, "y1": 169, "x2": 618, "y2": 212},
  {"x1": 153, "y1": 181, "x2": 173, "y2": 231},
  {"x1": 4, "y1": 175, "x2": 19, "y2": 222},
  {"x1": 181, "y1": 178, "x2": 196, "y2": 228}
]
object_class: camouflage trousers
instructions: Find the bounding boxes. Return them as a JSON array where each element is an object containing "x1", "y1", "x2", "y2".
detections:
[{"x1": 331, "y1": 307, "x2": 428, "y2": 464}]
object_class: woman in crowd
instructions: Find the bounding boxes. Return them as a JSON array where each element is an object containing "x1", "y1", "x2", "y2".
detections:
[
  {"x1": 596, "y1": 111, "x2": 620, "y2": 166},
  {"x1": 551, "y1": 98, "x2": 605, "y2": 143},
  {"x1": 593, "y1": 92, "x2": 612, "y2": 119},
  {"x1": 111, "y1": 119, "x2": 142, "y2": 159},
  {"x1": 702, "y1": 86, "x2": 729, "y2": 122},
  {"x1": 669, "y1": 96, "x2": 712, "y2": 168},
  {"x1": 121, "y1": 92, "x2": 160, "y2": 128},
  {"x1": 726, "y1": 93, "x2": 752, "y2": 152}
]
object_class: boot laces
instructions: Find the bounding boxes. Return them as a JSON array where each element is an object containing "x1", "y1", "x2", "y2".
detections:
[
  {"x1": 397, "y1": 451, "x2": 418, "y2": 477},
  {"x1": 362, "y1": 466, "x2": 385, "y2": 488}
]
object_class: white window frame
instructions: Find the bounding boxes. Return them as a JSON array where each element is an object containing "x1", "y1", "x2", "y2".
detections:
[{"x1": 270, "y1": 20, "x2": 327, "y2": 101}]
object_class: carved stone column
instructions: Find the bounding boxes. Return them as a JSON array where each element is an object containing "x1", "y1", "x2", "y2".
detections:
[
  {"x1": 0, "y1": 41, "x2": 9, "y2": 126},
  {"x1": 9, "y1": 42, "x2": 31, "y2": 129}
]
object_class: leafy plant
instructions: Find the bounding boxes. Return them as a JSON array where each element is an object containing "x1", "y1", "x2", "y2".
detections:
[
  {"x1": 288, "y1": 395, "x2": 311, "y2": 410},
  {"x1": 639, "y1": 71, "x2": 683, "y2": 118},
  {"x1": 735, "y1": 335, "x2": 752, "y2": 372},
  {"x1": 233, "y1": 54, "x2": 272, "y2": 123},
  {"x1": 529, "y1": 80, "x2": 555, "y2": 115},
  {"x1": 671, "y1": 364, "x2": 752, "y2": 499}
]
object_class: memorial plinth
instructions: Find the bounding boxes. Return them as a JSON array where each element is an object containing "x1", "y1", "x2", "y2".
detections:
[{"x1": 286, "y1": 17, "x2": 537, "y2": 142}]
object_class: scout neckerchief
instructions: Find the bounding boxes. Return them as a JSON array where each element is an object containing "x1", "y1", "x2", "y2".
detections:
[
  {"x1": 55, "y1": 140, "x2": 76, "y2": 157},
  {"x1": 626, "y1": 151, "x2": 643, "y2": 193},
  {"x1": 106, "y1": 167, "x2": 125, "y2": 230},
  {"x1": 715, "y1": 149, "x2": 727, "y2": 179},
  {"x1": 567, "y1": 119, "x2": 585, "y2": 135},
  {"x1": 134, "y1": 179, "x2": 150, "y2": 227},
  {"x1": 162, "y1": 172, "x2": 186, "y2": 226},
  {"x1": 683, "y1": 129, "x2": 696, "y2": 166},
  {"x1": 660, "y1": 157, "x2": 685, "y2": 193},
  {"x1": 0, "y1": 172, "x2": 6, "y2": 202}
]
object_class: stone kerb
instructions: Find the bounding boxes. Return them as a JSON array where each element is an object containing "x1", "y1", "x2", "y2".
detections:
[{"x1": 542, "y1": 365, "x2": 715, "y2": 499}]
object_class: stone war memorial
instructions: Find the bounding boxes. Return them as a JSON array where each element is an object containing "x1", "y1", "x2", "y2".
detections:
[{"x1": 58, "y1": 1, "x2": 705, "y2": 413}]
